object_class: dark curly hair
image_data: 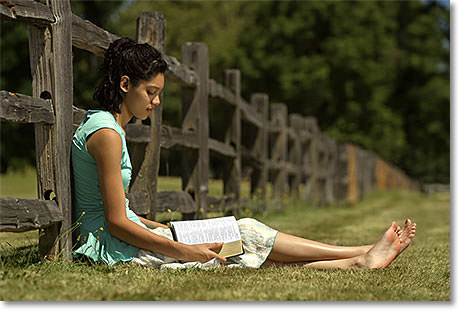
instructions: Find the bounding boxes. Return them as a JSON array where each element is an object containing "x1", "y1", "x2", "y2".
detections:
[{"x1": 93, "y1": 37, "x2": 168, "y2": 114}]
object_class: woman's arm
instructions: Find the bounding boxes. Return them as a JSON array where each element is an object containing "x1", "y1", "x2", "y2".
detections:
[{"x1": 87, "y1": 128, "x2": 226, "y2": 263}]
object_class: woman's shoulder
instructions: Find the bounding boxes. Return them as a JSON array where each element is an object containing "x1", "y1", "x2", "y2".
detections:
[
  {"x1": 78, "y1": 109, "x2": 124, "y2": 138},
  {"x1": 84, "y1": 109, "x2": 117, "y2": 126}
]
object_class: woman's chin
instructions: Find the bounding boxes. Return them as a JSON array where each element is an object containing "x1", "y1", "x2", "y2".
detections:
[{"x1": 136, "y1": 113, "x2": 150, "y2": 121}]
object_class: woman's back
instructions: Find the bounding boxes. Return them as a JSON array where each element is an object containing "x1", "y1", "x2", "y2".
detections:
[{"x1": 71, "y1": 109, "x2": 143, "y2": 265}]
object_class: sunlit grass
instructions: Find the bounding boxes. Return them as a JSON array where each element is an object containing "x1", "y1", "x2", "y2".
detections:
[
  {"x1": 0, "y1": 165, "x2": 38, "y2": 198},
  {"x1": 0, "y1": 166, "x2": 450, "y2": 300}
]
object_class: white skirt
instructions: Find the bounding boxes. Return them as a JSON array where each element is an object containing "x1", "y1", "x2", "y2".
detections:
[{"x1": 131, "y1": 218, "x2": 278, "y2": 270}]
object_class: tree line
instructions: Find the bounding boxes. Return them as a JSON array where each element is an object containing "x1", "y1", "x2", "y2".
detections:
[{"x1": 0, "y1": 0, "x2": 449, "y2": 184}]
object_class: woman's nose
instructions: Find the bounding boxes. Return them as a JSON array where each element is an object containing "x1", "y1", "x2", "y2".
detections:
[{"x1": 152, "y1": 95, "x2": 160, "y2": 106}]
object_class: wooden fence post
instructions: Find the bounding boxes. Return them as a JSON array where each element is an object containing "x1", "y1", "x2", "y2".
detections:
[
  {"x1": 375, "y1": 157, "x2": 386, "y2": 191},
  {"x1": 250, "y1": 93, "x2": 269, "y2": 211},
  {"x1": 346, "y1": 144, "x2": 359, "y2": 204},
  {"x1": 223, "y1": 69, "x2": 242, "y2": 215},
  {"x1": 356, "y1": 147, "x2": 365, "y2": 199},
  {"x1": 315, "y1": 131, "x2": 327, "y2": 205},
  {"x1": 28, "y1": 22, "x2": 59, "y2": 259},
  {"x1": 127, "y1": 12, "x2": 165, "y2": 220},
  {"x1": 289, "y1": 114, "x2": 303, "y2": 198},
  {"x1": 270, "y1": 103, "x2": 288, "y2": 203},
  {"x1": 318, "y1": 133, "x2": 327, "y2": 205},
  {"x1": 334, "y1": 143, "x2": 348, "y2": 204},
  {"x1": 364, "y1": 150, "x2": 376, "y2": 196},
  {"x1": 50, "y1": 0, "x2": 73, "y2": 259},
  {"x1": 300, "y1": 119, "x2": 310, "y2": 201},
  {"x1": 27, "y1": 0, "x2": 73, "y2": 259},
  {"x1": 181, "y1": 42, "x2": 209, "y2": 219},
  {"x1": 302, "y1": 117, "x2": 319, "y2": 204},
  {"x1": 325, "y1": 136, "x2": 337, "y2": 204}
]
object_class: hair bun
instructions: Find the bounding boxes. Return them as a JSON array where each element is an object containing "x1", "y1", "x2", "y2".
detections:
[
  {"x1": 103, "y1": 37, "x2": 137, "y2": 69},
  {"x1": 108, "y1": 37, "x2": 137, "y2": 53}
]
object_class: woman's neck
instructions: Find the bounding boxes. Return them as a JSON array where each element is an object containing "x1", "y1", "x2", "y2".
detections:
[{"x1": 113, "y1": 104, "x2": 133, "y2": 131}]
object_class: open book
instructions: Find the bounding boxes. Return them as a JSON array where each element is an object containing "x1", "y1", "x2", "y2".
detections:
[{"x1": 168, "y1": 216, "x2": 244, "y2": 258}]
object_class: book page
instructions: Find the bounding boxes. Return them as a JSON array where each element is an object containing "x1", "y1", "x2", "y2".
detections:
[{"x1": 171, "y1": 216, "x2": 241, "y2": 244}]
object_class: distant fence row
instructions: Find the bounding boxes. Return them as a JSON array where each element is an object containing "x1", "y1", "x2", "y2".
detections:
[{"x1": 0, "y1": 0, "x2": 418, "y2": 259}]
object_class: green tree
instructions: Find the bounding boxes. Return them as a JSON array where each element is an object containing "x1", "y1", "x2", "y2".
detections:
[
  {"x1": 0, "y1": 19, "x2": 34, "y2": 172},
  {"x1": 389, "y1": 0, "x2": 450, "y2": 183},
  {"x1": 232, "y1": 0, "x2": 449, "y2": 183},
  {"x1": 0, "y1": 0, "x2": 449, "y2": 184}
]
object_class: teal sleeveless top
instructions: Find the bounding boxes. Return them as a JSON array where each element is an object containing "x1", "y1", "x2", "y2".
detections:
[{"x1": 71, "y1": 109, "x2": 144, "y2": 265}]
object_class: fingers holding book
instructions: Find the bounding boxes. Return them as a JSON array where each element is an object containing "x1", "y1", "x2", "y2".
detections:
[
  {"x1": 207, "y1": 242, "x2": 228, "y2": 263},
  {"x1": 179, "y1": 242, "x2": 227, "y2": 264},
  {"x1": 207, "y1": 242, "x2": 223, "y2": 253}
]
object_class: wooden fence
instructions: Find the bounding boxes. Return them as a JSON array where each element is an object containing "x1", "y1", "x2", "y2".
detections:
[{"x1": 0, "y1": 0, "x2": 419, "y2": 260}]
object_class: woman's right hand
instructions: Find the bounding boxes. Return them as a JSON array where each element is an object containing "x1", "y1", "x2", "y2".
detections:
[{"x1": 179, "y1": 242, "x2": 227, "y2": 264}]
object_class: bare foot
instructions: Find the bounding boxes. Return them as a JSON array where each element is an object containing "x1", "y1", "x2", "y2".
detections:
[
  {"x1": 396, "y1": 218, "x2": 417, "y2": 254},
  {"x1": 361, "y1": 222, "x2": 402, "y2": 269}
]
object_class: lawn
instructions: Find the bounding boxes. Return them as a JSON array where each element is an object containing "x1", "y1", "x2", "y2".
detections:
[{"x1": 0, "y1": 168, "x2": 450, "y2": 301}]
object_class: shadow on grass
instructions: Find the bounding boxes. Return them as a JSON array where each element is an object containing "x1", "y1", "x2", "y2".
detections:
[{"x1": 0, "y1": 244, "x2": 40, "y2": 268}]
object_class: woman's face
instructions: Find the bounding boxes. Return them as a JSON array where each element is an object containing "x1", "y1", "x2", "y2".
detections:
[{"x1": 120, "y1": 72, "x2": 165, "y2": 120}]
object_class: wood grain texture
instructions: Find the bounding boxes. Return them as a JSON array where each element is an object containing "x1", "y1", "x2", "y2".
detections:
[
  {"x1": 223, "y1": 69, "x2": 241, "y2": 216},
  {"x1": 0, "y1": 0, "x2": 54, "y2": 26},
  {"x1": 269, "y1": 103, "x2": 288, "y2": 200},
  {"x1": 28, "y1": 18, "x2": 60, "y2": 259},
  {"x1": 289, "y1": 114, "x2": 303, "y2": 198},
  {"x1": 48, "y1": 0, "x2": 74, "y2": 259},
  {"x1": 125, "y1": 123, "x2": 236, "y2": 158},
  {"x1": 181, "y1": 42, "x2": 209, "y2": 219},
  {"x1": 0, "y1": 90, "x2": 54, "y2": 124},
  {"x1": 0, "y1": 198, "x2": 62, "y2": 232},
  {"x1": 250, "y1": 93, "x2": 269, "y2": 210}
]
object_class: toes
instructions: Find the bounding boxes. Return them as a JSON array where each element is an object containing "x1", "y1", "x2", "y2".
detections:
[{"x1": 391, "y1": 222, "x2": 399, "y2": 233}]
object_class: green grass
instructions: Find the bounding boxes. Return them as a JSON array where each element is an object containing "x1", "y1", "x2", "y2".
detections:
[
  {"x1": 0, "y1": 165, "x2": 38, "y2": 198},
  {"x1": 0, "y1": 168, "x2": 450, "y2": 300}
]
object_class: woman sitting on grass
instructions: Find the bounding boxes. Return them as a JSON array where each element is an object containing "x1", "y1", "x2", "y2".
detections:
[{"x1": 72, "y1": 37, "x2": 416, "y2": 270}]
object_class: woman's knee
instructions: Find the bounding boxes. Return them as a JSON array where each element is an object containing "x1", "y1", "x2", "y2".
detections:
[{"x1": 237, "y1": 217, "x2": 261, "y2": 227}]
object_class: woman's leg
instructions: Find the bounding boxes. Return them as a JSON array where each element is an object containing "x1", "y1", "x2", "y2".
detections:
[
  {"x1": 267, "y1": 232, "x2": 373, "y2": 263},
  {"x1": 265, "y1": 219, "x2": 416, "y2": 269}
]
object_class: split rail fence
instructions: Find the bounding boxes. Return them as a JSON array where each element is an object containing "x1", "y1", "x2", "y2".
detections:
[{"x1": 0, "y1": 0, "x2": 418, "y2": 260}]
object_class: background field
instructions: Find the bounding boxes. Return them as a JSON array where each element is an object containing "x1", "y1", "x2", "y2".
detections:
[{"x1": 0, "y1": 168, "x2": 450, "y2": 301}]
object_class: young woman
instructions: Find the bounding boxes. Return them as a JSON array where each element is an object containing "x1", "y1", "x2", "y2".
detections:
[{"x1": 72, "y1": 38, "x2": 416, "y2": 270}]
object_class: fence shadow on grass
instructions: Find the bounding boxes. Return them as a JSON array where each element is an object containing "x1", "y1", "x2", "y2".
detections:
[{"x1": 0, "y1": 244, "x2": 40, "y2": 268}]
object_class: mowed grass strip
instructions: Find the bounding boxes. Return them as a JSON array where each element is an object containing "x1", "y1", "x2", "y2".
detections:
[{"x1": 0, "y1": 188, "x2": 449, "y2": 301}]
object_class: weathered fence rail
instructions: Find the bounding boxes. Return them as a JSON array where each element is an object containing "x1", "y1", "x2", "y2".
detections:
[{"x1": 0, "y1": 0, "x2": 419, "y2": 260}]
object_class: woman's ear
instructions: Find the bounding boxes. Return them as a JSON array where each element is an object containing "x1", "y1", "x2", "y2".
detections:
[{"x1": 120, "y1": 75, "x2": 130, "y2": 93}]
